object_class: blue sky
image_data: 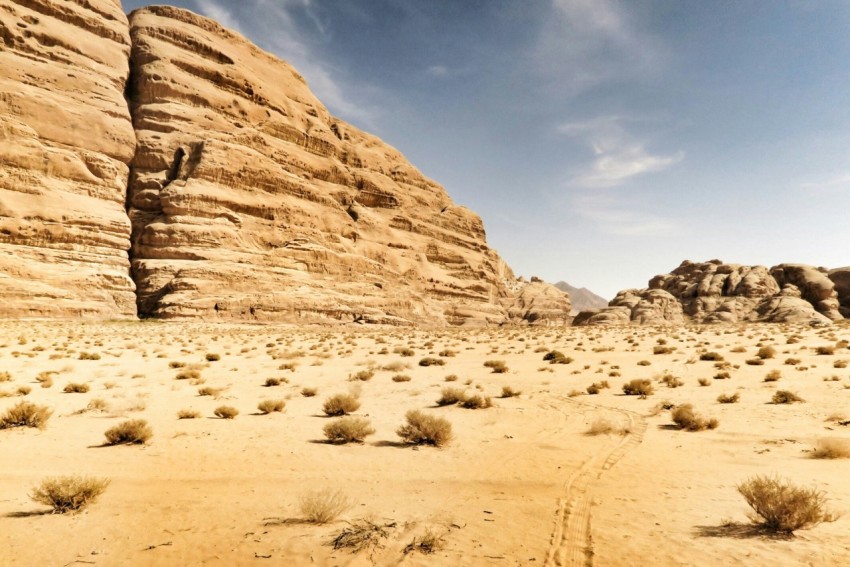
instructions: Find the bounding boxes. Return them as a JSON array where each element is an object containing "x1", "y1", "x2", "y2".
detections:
[{"x1": 123, "y1": 1, "x2": 850, "y2": 299}]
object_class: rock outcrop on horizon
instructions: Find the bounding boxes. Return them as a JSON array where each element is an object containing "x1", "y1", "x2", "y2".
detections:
[
  {"x1": 575, "y1": 260, "x2": 840, "y2": 326},
  {"x1": 0, "y1": 2, "x2": 569, "y2": 325},
  {"x1": 0, "y1": 0, "x2": 137, "y2": 318},
  {"x1": 553, "y1": 281, "x2": 607, "y2": 314}
]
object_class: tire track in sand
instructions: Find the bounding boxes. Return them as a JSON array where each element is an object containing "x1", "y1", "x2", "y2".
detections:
[{"x1": 544, "y1": 398, "x2": 647, "y2": 567}]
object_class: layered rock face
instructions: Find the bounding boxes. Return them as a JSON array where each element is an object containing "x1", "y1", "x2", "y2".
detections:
[
  {"x1": 0, "y1": 0, "x2": 137, "y2": 317},
  {"x1": 123, "y1": 6, "x2": 561, "y2": 325},
  {"x1": 576, "y1": 260, "x2": 840, "y2": 326}
]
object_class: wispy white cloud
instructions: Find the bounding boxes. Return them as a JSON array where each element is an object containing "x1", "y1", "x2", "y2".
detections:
[
  {"x1": 573, "y1": 194, "x2": 675, "y2": 236},
  {"x1": 192, "y1": 0, "x2": 379, "y2": 128},
  {"x1": 534, "y1": 0, "x2": 666, "y2": 95},
  {"x1": 800, "y1": 172, "x2": 850, "y2": 191},
  {"x1": 559, "y1": 116, "x2": 683, "y2": 188},
  {"x1": 427, "y1": 65, "x2": 449, "y2": 77}
]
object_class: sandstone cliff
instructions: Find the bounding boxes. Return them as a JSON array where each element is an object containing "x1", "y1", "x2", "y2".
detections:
[
  {"x1": 0, "y1": 0, "x2": 137, "y2": 317},
  {"x1": 576, "y1": 260, "x2": 839, "y2": 326},
  {"x1": 121, "y1": 6, "x2": 570, "y2": 325}
]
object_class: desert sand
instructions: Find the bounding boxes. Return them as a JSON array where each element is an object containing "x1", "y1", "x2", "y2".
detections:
[{"x1": 1, "y1": 320, "x2": 849, "y2": 566}]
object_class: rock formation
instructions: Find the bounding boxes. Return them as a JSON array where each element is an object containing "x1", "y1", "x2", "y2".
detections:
[
  {"x1": 828, "y1": 267, "x2": 850, "y2": 318},
  {"x1": 0, "y1": 0, "x2": 137, "y2": 317},
  {"x1": 123, "y1": 6, "x2": 569, "y2": 325},
  {"x1": 573, "y1": 289, "x2": 683, "y2": 326},
  {"x1": 553, "y1": 281, "x2": 607, "y2": 314},
  {"x1": 0, "y1": 2, "x2": 569, "y2": 325},
  {"x1": 576, "y1": 260, "x2": 840, "y2": 326}
]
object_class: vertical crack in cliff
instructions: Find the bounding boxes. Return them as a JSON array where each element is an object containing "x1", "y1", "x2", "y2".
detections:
[{"x1": 123, "y1": 36, "x2": 142, "y2": 318}]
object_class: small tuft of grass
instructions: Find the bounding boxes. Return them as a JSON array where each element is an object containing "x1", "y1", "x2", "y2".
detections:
[
  {"x1": 459, "y1": 394, "x2": 492, "y2": 409},
  {"x1": 810, "y1": 438, "x2": 850, "y2": 459},
  {"x1": 500, "y1": 385, "x2": 521, "y2": 398},
  {"x1": 30, "y1": 476, "x2": 109, "y2": 514},
  {"x1": 764, "y1": 370, "x2": 782, "y2": 382},
  {"x1": 403, "y1": 528, "x2": 446, "y2": 555},
  {"x1": 483, "y1": 360, "x2": 508, "y2": 373},
  {"x1": 717, "y1": 393, "x2": 740, "y2": 404},
  {"x1": 177, "y1": 409, "x2": 200, "y2": 419},
  {"x1": 299, "y1": 489, "x2": 352, "y2": 524}
]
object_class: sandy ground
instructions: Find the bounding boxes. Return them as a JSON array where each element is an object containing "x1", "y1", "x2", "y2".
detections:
[{"x1": 1, "y1": 320, "x2": 849, "y2": 566}]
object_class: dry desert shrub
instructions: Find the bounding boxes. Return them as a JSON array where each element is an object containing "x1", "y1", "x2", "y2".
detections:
[
  {"x1": 717, "y1": 393, "x2": 740, "y2": 404},
  {"x1": 500, "y1": 385, "x2": 521, "y2": 398},
  {"x1": 660, "y1": 373, "x2": 684, "y2": 388},
  {"x1": 205, "y1": 353, "x2": 221, "y2": 361},
  {"x1": 257, "y1": 399, "x2": 285, "y2": 414},
  {"x1": 784, "y1": 358, "x2": 801, "y2": 365},
  {"x1": 104, "y1": 419, "x2": 152, "y2": 445},
  {"x1": 169, "y1": 361, "x2": 186, "y2": 368},
  {"x1": 418, "y1": 357, "x2": 445, "y2": 367},
  {"x1": 816, "y1": 346, "x2": 835, "y2": 355},
  {"x1": 177, "y1": 409, "x2": 200, "y2": 419},
  {"x1": 322, "y1": 393, "x2": 361, "y2": 416},
  {"x1": 444, "y1": 374, "x2": 458, "y2": 382},
  {"x1": 0, "y1": 372, "x2": 10, "y2": 382},
  {"x1": 586, "y1": 418, "x2": 630, "y2": 436},
  {"x1": 772, "y1": 390, "x2": 804, "y2": 404},
  {"x1": 264, "y1": 377, "x2": 282, "y2": 387},
  {"x1": 63, "y1": 382, "x2": 90, "y2": 394},
  {"x1": 698, "y1": 378, "x2": 711, "y2": 387},
  {"x1": 764, "y1": 370, "x2": 782, "y2": 382},
  {"x1": 350, "y1": 369, "x2": 374, "y2": 381},
  {"x1": 459, "y1": 394, "x2": 492, "y2": 409},
  {"x1": 323, "y1": 416, "x2": 375, "y2": 443},
  {"x1": 0, "y1": 401, "x2": 52, "y2": 429},
  {"x1": 396, "y1": 410, "x2": 452, "y2": 447},
  {"x1": 330, "y1": 518, "x2": 393, "y2": 553},
  {"x1": 436, "y1": 387, "x2": 466, "y2": 406},
  {"x1": 79, "y1": 352, "x2": 101, "y2": 361},
  {"x1": 543, "y1": 350, "x2": 572, "y2": 364},
  {"x1": 622, "y1": 379, "x2": 654, "y2": 397},
  {"x1": 392, "y1": 374, "x2": 411, "y2": 382},
  {"x1": 176, "y1": 369, "x2": 201, "y2": 380},
  {"x1": 714, "y1": 371, "x2": 731, "y2": 380},
  {"x1": 737, "y1": 475, "x2": 839, "y2": 533},
  {"x1": 36, "y1": 372, "x2": 55, "y2": 388},
  {"x1": 299, "y1": 489, "x2": 352, "y2": 524},
  {"x1": 214, "y1": 405, "x2": 239, "y2": 419},
  {"x1": 700, "y1": 352, "x2": 724, "y2": 361},
  {"x1": 484, "y1": 360, "x2": 508, "y2": 373},
  {"x1": 636, "y1": 360, "x2": 651, "y2": 366},
  {"x1": 30, "y1": 476, "x2": 109, "y2": 514},
  {"x1": 653, "y1": 346, "x2": 675, "y2": 355},
  {"x1": 757, "y1": 346, "x2": 777, "y2": 359},
  {"x1": 301, "y1": 387, "x2": 318, "y2": 397},
  {"x1": 745, "y1": 358, "x2": 765, "y2": 366},
  {"x1": 197, "y1": 386, "x2": 222, "y2": 397},
  {"x1": 671, "y1": 404, "x2": 718, "y2": 431},
  {"x1": 403, "y1": 528, "x2": 446, "y2": 555},
  {"x1": 810, "y1": 438, "x2": 850, "y2": 459}
]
